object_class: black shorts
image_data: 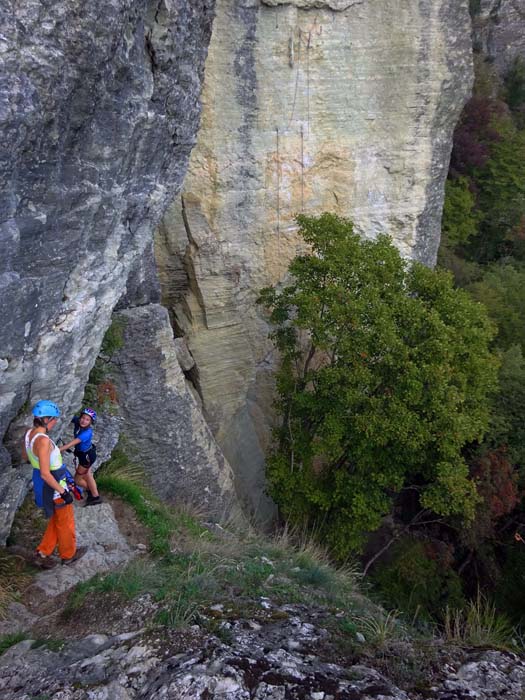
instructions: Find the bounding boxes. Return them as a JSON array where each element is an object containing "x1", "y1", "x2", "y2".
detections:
[{"x1": 75, "y1": 445, "x2": 97, "y2": 468}]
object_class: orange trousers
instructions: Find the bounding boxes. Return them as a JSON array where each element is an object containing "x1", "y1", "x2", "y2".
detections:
[{"x1": 37, "y1": 503, "x2": 76, "y2": 560}]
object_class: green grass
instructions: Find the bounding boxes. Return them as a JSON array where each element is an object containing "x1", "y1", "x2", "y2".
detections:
[
  {"x1": 0, "y1": 547, "x2": 33, "y2": 618},
  {"x1": 31, "y1": 638, "x2": 65, "y2": 652},
  {"x1": 0, "y1": 632, "x2": 27, "y2": 655},
  {"x1": 96, "y1": 444, "x2": 143, "y2": 484},
  {"x1": 64, "y1": 468, "x2": 368, "y2": 639},
  {"x1": 96, "y1": 476, "x2": 177, "y2": 557}
]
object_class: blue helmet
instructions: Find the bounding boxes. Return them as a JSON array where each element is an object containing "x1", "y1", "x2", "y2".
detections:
[{"x1": 32, "y1": 400, "x2": 61, "y2": 418}]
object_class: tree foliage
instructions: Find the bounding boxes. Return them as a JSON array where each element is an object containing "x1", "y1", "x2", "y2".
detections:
[
  {"x1": 259, "y1": 214, "x2": 498, "y2": 555},
  {"x1": 467, "y1": 264, "x2": 525, "y2": 352},
  {"x1": 372, "y1": 538, "x2": 465, "y2": 621},
  {"x1": 441, "y1": 176, "x2": 480, "y2": 249},
  {"x1": 486, "y1": 345, "x2": 525, "y2": 469}
]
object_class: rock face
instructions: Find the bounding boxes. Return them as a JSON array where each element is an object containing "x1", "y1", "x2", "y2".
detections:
[
  {"x1": 109, "y1": 304, "x2": 238, "y2": 518},
  {"x1": 477, "y1": 0, "x2": 525, "y2": 74},
  {"x1": 0, "y1": 1, "x2": 215, "y2": 540},
  {"x1": 155, "y1": 0, "x2": 473, "y2": 518},
  {"x1": 1, "y1": 599, "x2": 525, "y2": 699}
]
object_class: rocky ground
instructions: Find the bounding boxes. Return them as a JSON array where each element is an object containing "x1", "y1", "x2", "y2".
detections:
[{"x1": 0, "y1": 498, "x2": 524, "y2": 699}]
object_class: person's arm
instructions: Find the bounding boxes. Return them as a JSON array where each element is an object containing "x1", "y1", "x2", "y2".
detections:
[
  {"x1": 34, "y1": 439, "x2": 66, "y2": 494},
  {"x1": 59, "y1": 437, "x2": 80, "y2": 452}
]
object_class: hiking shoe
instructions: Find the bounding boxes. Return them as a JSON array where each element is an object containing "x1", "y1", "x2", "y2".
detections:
[
  {"x1": 85, "y1": 495, "x2": 103, "y2": 506},
  {"x1": 61, "y1": 546, "x2": 88, "y2": 566},
  {"x1": 32, "y1": 551, "x2": 57, "y2": 570}
]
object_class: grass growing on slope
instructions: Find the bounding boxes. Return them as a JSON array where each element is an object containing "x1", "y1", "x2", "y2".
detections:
[
  {"x1": 65, "y1": 461, "x2": 365, "y2": 632},
  {"x1": 95, "y1": 441, "x2": 209, "y2": 557}
]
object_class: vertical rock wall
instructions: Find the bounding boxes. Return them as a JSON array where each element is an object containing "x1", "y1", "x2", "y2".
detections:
[
  {"x1": 0, "y1": 0, "x2": 216, "y2": 541},
  {"x1": 156, "y1": 0, "x2": 473, "y2": 519}
]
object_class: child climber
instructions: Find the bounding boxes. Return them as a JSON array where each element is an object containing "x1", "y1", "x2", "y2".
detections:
[{"x1": 60, "y1": 408, "x2": 102, "y2": 506}]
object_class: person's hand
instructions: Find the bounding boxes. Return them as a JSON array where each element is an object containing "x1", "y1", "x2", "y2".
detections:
[
  {"x1": 61, "y1": 489, "x2": 74, "y2": 505},
  {"x1": 514, "y1": 532, "x2": 524, "y2": 544}
]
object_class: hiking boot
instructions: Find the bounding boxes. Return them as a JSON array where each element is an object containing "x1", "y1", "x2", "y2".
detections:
[
  {"x1": 85, "y1": 494, "x2": 103, "y2": 506},
  {"x1": 32, "y1": 551, "x2": 57, "y2": 570},
  {"x1": 61, "y1": 546, "x2": 88, "y2": 566}
]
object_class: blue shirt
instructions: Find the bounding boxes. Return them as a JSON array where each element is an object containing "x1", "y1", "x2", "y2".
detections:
[{"x1": 72, "y1": 416, "x2": 93, "y2": 452}]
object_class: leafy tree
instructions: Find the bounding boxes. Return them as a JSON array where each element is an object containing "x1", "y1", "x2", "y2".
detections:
[
  {"x1": 473, "y1": 123, "x2": 525, "y2": 261},
  {"x1": 259, "y1": 214, "x2": 498, "y2": 555},
  {"x1": 449, "y1": 97, "x2": 504, "y2": 178}
]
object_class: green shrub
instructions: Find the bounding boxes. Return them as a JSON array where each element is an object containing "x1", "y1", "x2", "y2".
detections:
[
  {"x1": 441, "y1": 177, "x2": 479, "y2": 249},
  {"x1": 372, "y1": 539, "x2": 465, "y2": 621},
  {"x1": 505, "y1": 56, "x2": 525, "y2": 119},
  {"x1": 467, "y1": 264, "x2": 525, "y2": 353}
]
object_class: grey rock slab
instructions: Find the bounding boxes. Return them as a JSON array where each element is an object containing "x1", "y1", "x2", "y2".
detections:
[
  {"x1": 0, "y1": 603, "x2": 524, "y2": 700},
  {"x1": 32, "y1": 502, "x2": 133, "y2": 596},
  {"x1": 434, "y1": 651, "x2": 525, "y2": 700},
  {"x1": 476, "y1": 0, "x2": 525, "y2": 74},
  {"x1": 0, "y1": 602, "x2": 38, "y2": 636}
]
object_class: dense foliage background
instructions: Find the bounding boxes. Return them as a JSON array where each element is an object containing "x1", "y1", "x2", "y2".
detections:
[{"x1": 434, "y1": 50, "x2": 525, "y2": 626}]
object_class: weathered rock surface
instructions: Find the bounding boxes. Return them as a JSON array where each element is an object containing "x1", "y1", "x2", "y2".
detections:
[
  {"x1": 109, "y1": 304, "x2": 239, "y2": 517},
  {"x1": 1, "y1": 597, "x2": 524, "y2": 699},
  {"x1": 0, "y1": 0, "x2": 215, "y2": 541},
  {"x1": 156, "y1": 0, "x2": 473, "y2": 518},
  {"x1": 477, "y1": 0, "x2": 525, "y2": 74}
]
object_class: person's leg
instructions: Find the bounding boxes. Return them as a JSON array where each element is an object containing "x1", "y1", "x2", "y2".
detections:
[
  {"x1": 85, "y1": 468, "x2": 99, "y2": 498},
  {"x1": 75, "y1": 465, "x2": 89, "y2": 491},
  {"x1": 55, "y1": 504, "x2": 76, "y2": 560},
  {"x1": 37, "y1": 512, "x2": 58, "y2": 556}
]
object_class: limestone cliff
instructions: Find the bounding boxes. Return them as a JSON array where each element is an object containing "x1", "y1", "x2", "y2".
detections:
[
  {"x1": 155, "y1": 0, "x2": 474, "y2": 519},
  {"x1": 0, "y1": 0, "x2": 222, "y2": 540}
]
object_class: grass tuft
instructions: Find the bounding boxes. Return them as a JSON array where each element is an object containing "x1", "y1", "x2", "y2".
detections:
[
  {"x1": 97, "y1": 444, "x2": 144, "y2": 484},
  {"x1": 355, "y1": 609, "x2": 405, "y2": 648},
  {"x1": 0, "y1": 632, "x2": 27, "y2": 655},
  {"x1": 444, "y1": 591, "x2": 515, "y2": 650}
]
